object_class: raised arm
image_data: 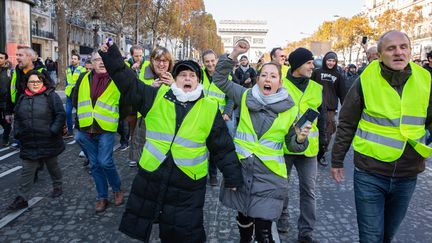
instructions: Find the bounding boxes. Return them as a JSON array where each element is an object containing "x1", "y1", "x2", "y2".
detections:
[
  {"x1": 99, "y1": 43, "x2": 159, "y2": 117},
  {"x1": 212, "y1": 40, "x2": 251, "y2": 105}
]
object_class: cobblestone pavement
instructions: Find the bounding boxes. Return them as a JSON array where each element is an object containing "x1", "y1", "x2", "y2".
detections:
[{"x1": 0, "y1": 137, "x2": 431, "y2": 242}]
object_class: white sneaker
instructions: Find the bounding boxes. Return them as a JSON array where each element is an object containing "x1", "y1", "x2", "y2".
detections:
[
  {"x1": 129, "y1": 161, "x2": 137, "y2": 167},
  {"x1": 79, "y1": 151, "x2": 85, "y2": 158}
]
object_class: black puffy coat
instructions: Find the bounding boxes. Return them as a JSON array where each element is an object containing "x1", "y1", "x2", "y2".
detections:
[
  {"x1": 14, "y1": 88, "x2": 66, "y2": 160},
  {"x1": 100, "y1": 44, "x2": 243, "y2": 243}
]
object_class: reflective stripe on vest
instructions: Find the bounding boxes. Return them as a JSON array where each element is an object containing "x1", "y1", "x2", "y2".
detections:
[
  {"x1": 76, "y1": 72, "x2": 121, "y2": 132},
  {"x1": 10, "y1": 67, "x2": 45, "y2": 103},
  {"x1": 65, "y1": 66, "x2": 85, "y2": 97},
  {"x1": 202, "y1": 68, "x2": 227, "y2": 113},
  {"x1": 234, "y1": 90, "x2": 297, "y2": 178},
  {"x1": 139, "y1": 85, "x2": 219, "y2": 180},
  {"x1": 282, "y1": 77, "x2": 323, "y2": 157},
  {"x1": 353, "y1": 60, "x2": 432, "y2": 161}
]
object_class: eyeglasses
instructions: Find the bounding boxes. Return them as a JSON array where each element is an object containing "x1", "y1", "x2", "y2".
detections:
[
  {"x1": 28, "y1": 80, "x2": 43, "y2": 85},
  {"x1": 153, "y1": 59, "x2": 169, "y2": 64}
]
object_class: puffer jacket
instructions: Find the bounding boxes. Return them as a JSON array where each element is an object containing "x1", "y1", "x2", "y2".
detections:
[
  {"x1": 14, "y1": 88, "x2": 65, "y2": 160},
  {"x1": 213, "y1": 54, "x2": 308, "y2": 221},
  {"x1": 99, "y1": 44, "x2": 243, "y2": 243}
]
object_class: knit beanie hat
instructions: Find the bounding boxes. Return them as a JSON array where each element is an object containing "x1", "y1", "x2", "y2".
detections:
[
  {"x1": 172, "y1": 60, "x2": 202, "y2": 81},
  {"x1": 288, "y1": 48, "x2": 314, "y2": 72}
]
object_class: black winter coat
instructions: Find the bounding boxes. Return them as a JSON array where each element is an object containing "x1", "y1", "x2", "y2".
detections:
[
  {"x1": 14, "y1": 88, "x2": 66, "y2": 160},
  {"x1": 99, "y1": 44, "x2": 243, "y2": 243}
]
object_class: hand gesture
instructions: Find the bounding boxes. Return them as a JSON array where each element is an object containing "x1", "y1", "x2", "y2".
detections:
[
  {"x1": 222, "y1": 114, "x2": 231, "y2": 121},
  {"x1": 131, "y1": 62, "x2": 141, "y2": 70},
  {"x1": 230, "y1": 39, "x2": 250, "y2": 60},
  {"x1": 294, "y1": 124, "x2": 312, "y2": 143},
  {"x1": 331, "y1": 168, "x2": 345, "y2": 183},
  {"x1": 151, "y1": 79, "x2": 163, "y2": 88},
  {"x1": 244, "y1": 77, "x2": 251, "y2": 84},
  {"x1": 100, "y1": 38, "x2": 114, "y2": 53},
  {"x1": 159, "y1": 72, "x2": 175, "y2": 86}
]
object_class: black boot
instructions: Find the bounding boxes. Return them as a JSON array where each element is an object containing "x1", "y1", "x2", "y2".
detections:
[
  {"x1": 237, "y1": 215, "x2": 254, "y2": 243},
  {"x1": 254, "y1": 218, "x2": 275, "y2": 243}
]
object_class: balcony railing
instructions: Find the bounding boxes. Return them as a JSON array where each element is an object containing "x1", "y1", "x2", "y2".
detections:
[{"x1": 32, "y1": 28, "x2": 55, "y2": 39}]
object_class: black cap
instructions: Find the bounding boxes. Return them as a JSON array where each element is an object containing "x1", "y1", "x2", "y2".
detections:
[
  {"x1": 288, "y1": 47, "x2": 314, "y2": 72},
  {"x1": 172, "y1": 60, "x2": 202, "y2": 81}
]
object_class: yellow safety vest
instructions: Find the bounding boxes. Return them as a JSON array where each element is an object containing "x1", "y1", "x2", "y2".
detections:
[
  {"x1": 138, "y1": 61, "x2": 154, "y2": 85},
  {"x1": 234, "y1": 90, "x2": 297, "y2": 178},
  {"x1": 202, "y1": 68, "x2": 227, "y2": 112},
  {"x1": 125, "y1": 60, "x2": 146, "y2": 82},
  {"x1": 353, "y1": 60, "x2": 432, "y2": 161},
  {"x1": 65, "y1": 66, "x2": 86, "y2": 97},
  {"x1": 10, "y1": 67, "x2": 45, "y2": 103},
  {"x1": 140, "y1": 85, "x2": 219, "y2": 180},
  {"x1": 76, "y1": 72, "x2": 121, "y2": 132},
  {"x1": 283, "y1": 78, "x2": 322, "y2": 157}
]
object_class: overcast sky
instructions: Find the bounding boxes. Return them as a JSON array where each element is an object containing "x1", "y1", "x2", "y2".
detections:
[{"x1": 204, "y1": 0, "x2": 365, "y2": 51}]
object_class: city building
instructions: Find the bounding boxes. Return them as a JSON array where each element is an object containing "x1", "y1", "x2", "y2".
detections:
[
  {"x1": 364, "y1": 0, "x2": 432, "y2": 59},
  {"x1": 218, "y1": 20, "x2": 268, "y2": 63}
]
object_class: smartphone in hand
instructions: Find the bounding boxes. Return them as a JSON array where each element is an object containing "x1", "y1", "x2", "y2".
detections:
[{"x1": 295, "y1": 108, "x2": 320, "y2": 129}]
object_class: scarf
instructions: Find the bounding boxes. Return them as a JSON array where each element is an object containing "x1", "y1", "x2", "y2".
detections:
[
  {"x1": 170, "y1": 83, "x2": 203, "y2": 102},
  {"x1": 25, "y1": 86, "x2": 47, "y2": 96},
  {"x1": 91, "y1": 72, "x2": 110, "y2": 104},
  {"x1": 240, "y1": 65, "x2": 249, "y2": 73},
  {"x1": 251, "y1": 83, "x2": 289, "y2": 106}
]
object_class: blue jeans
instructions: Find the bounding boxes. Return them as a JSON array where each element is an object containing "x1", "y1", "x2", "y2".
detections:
[
  {"x1": 354, "y1": 168, "x2": 417, "y2": 243},
  {"x1": 76, "y1": 131, "x2": 121, "y2": 200},
  {"x1": 65, "y1": 96, "x2": 74, "y2": 134}
]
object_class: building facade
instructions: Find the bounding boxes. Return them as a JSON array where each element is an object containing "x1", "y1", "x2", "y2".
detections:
[
  {"x1": 218, "y1": 20, "x2": 268, "y2": 63},
  {"x1": 364, "y1": 0, "x2": 432, "y2": 59}
]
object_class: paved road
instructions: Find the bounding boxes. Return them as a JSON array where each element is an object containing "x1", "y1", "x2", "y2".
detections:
[{"x1": 0, "y1": 133, "x2": 431, "y2": 242}]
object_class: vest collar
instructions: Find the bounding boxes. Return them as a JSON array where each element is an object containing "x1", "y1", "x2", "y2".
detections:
[{"x1": 379, "y1": 62, "x2": 412, "y2": 88}]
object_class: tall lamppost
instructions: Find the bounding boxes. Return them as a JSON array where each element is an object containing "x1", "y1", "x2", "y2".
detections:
[{"x1": 91, "y1": 11, "x2": 101, "y2": 49}]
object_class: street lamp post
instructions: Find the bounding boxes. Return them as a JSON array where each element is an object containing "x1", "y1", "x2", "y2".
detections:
[{"x1": 91, "y1": 11, "x2": 101, "y2": 49}]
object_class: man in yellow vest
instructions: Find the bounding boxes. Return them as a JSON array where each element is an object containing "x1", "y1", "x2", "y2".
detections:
[
  {"x1": 99, "y1": 40, "x2": 242, "y2": 243},
  {"x1": 276, "y1": 48, "x2": 325, "y2": 243},
  {"x1": 65, "y1": 53, "x2": 85, "y2": 137},
  {"x1": 72, "y1": 51, "x2": 126, "y2": 213},
  {"x1": 331, "y1": 30, "x2": 432, "y2": 242},
  {"x1": 270, "y1": 47, "x2": 288, "y2": 77},
  {"x1": 201, "y1": 49, "x2": 234, "y2": 186}
]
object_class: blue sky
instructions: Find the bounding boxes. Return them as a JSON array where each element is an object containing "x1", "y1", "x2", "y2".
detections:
[{"x1": 204, "y1": 0, "x2": 364, "y2": 51}]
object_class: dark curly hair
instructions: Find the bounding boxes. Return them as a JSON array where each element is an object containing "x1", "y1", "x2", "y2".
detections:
[{"x1": 25, "y1": 70, "x2": 51, "y2": 87}]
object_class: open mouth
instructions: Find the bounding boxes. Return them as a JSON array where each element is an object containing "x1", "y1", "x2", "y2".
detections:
[
  {"x1": 183, "y1": 84, "x2": 192, "y2": 91},
  {"x1": 263, "y1": 85, "x2": 272, "y2": 91}
]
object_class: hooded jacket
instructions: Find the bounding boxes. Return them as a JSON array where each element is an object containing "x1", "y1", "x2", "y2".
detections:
[
  {"x1": 0, "y1": 65, "x2": 11, "y2": 110},
  {"x1": 311, "y1": 51, "x2": 346, "y2": 110}
]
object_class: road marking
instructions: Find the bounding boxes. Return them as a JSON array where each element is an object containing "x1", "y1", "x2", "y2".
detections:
[
  {"x1": 113, "y1": 144, "x2": 120, "y2": 151},
  {"x1": 0, "y1": 147, "x2": 11, "y2": 152},
  {"x1": 0, "y1": 166, "x2": 22, "y2": 178},
  {"x1": 0, "y1": 197, "x2": 44, "y2": 229},
  {"x1": 0, "y1": 150, "x2": 19, "y2": 161},
  {"x1": 67, "y1": 140, "x2": 76, "y2": 145},
  {"x1": 426, "y1": 167, "x2": 432, "y2": 172}
]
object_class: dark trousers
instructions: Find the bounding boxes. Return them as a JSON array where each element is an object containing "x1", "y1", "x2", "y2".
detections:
[
  {"x1": 318, "y1": 110, "x2": 336, "y2": 160},
  {"x1": 237, "y1": 212, "x2": 274, "y2": 243},
  {"x1": 118, "y1": 118, "x2": 130, "y2": 146},
  {"x1": 0, "y1": 109, "x2": 11, "y2": 143},
  {"x1": 18, "y1": 156, "x2": 62, "y2": 200}
]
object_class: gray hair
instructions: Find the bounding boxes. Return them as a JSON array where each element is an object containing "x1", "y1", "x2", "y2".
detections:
[
  {"x1": 91, "y1": 51, "x2": 101, "y2": 62},
  {"x1": 377, "y1": 30, "x2": 411, "y2": 53},
  {"x1": 201, "y1": 49, "x2": 217, "y2": 60},
  {"x1": 17, "y1": 46, "x2": 37, "y2": 60}
]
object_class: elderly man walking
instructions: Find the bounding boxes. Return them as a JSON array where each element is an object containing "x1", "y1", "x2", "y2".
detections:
[{"x1": 331, "y1": 30, "x2": 432, "y2": 243}]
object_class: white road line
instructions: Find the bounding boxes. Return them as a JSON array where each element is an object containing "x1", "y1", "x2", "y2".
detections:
[
  {"x1": 0, "y1": 150, "x2": 19, "y2": 161},
  {"x1": 0, "y1": 166, "x2": 22, "y2": 178},
  {"x1": 426, "y1": 167, "x2": 432, "y2": 172},
  {"x1": 0, "y1": 197, "x2": 44, "y2": 229},
  {"x1": 113, "y1": 144, "x2": 121, "y2": 151},
  {"x1": 0, "y1": 147, "x2": 11, "y2": 152},
  {"x1": 67, "y1": 140, "x2": 76, "y2": 145}
]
